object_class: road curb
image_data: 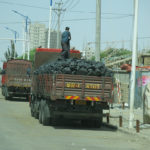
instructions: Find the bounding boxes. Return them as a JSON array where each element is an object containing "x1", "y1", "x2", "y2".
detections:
[{"x1": 118, "y1": 127, "x2": 150, "y2": 141}]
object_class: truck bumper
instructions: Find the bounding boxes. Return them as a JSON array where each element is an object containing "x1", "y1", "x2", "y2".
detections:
[
  {"x1": 53, "y1": 111, "x2": 102, "y2": 120},
  {"x1": 8, "y1": 92, "x2": 29, "y2": 97}
]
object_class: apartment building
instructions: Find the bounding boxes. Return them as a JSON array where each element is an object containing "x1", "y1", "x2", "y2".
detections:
[
  {"x1": 29, "y1": 23, "x2": 47, "y2": 49},
  {"x1": 84, "y1": 46, "x2": 95, "y2": 60},
  {"x1": 29, "y1": 23, "x2": 61, "y2": 49}
]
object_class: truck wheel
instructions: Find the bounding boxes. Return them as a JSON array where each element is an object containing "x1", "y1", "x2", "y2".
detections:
[
  {"x1": 33, "y1": 101, "x2": 39, "y2": 119},
  {"x1": 5, "y1": 96, "x2": 11, "y2": 100},
  {"x1": 41, "y1": 102, "x2": 51, "y2": 126},
  {"x1": 2, "y1": 87, "x2": 4, "y2": 96},
  {"x1": 30, "y1": 103, "x2": 34, "y2": 117},
  {"x1": 93, "y1": 118, "x2": 102, "y2": 128},
  {"x1": 26, "y1": 95, "x2": 29, "y2": 101},
  {"x1": 39, "y1": 108, "x2": 42, "y2": 124},
  {"x1": 30, "y1": 96, "x2": 35, "y2": 117},
  {"x1": 81, "y1": 120, "x2": 88, "y2": 127},
  {"x1": 33, "y1": 106, "x2": 39, "y2": 119},
  {"x1": 39, "y1": 102, "x2": 43, "y2": 124}
]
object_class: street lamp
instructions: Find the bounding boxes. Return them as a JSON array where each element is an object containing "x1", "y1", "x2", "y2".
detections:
[
  {"x1": 5, "y1": 27, "x2": 19, "y2": 59},
  {"x1": 5, "y1": 27, "x2": 19, "y2": 43},
  {"x1": 12, "y1": 10, "x2": 31, "y2": 60}
]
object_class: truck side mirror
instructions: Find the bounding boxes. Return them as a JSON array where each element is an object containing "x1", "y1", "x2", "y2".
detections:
[{"x1": 1, "y1": 69, "x2": 6, "y2": 75}]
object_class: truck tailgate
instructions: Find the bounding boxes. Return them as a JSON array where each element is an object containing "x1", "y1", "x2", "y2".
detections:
[
  {"x1": 6, "y1": 75, "x2": 31, "y2": 87},
  {"x1": 53, "y1": 74, "x2": 113, "y2": 102}
]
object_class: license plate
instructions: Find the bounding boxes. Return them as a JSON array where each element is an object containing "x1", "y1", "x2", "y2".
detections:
[{"x1": 75, "y1": 100, "x2": 86, "y2": 105}]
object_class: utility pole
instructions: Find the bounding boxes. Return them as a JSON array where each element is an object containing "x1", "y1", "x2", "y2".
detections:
[
  {"x1": 22, "y1": 21, "x2": 25, "y2": 59},
  {"x1": 53, "y1": 2, "x2": 66, "y2": 49},
  {"x1": 132, "y1": 0, "x2": 138, "y2": 65},
  {"x1": 27, "y1": 24, "x2": 31, "y2": 60},
  {"x1": 129, "y1": 0, "x2": 139, "y2": 129},
  {"x1": 48, "y1": 0, "x2": 53, "y2": 48},
  {"x1": 95, "y1": 0, "x2": 101, "y2": 62}
]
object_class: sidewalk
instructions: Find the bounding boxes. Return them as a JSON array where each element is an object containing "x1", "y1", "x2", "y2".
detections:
[{"x1": 104, "y1": 106, "x2": 150, "y2": 140}]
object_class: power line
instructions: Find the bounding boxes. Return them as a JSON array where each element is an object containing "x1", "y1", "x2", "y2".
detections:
[
  {"x1": 63, "y1": 18, "x2": 95, "y2": 21},
  {"x1": 63, "y1": 0, "x2": 74, "y2": 10},
  {"x1": 69, "y1": 0, "x2": 80, "y2": 10},
  {"x1": 102, "y1": 15, "x2": 133, "y2": 19},
  {"x1": 0, "y1": 1, "x2": 48, "y2": 10},
  {"x1": 62, "y1": 0, "x2": 72, "y2": 8},
  {"x1": 103, "y1": 13, "x2": 133, "y2": 16},
  {"x1": 0, "y1": 15, "x2": 133, "y2": 25},
  {"x1": 0, "y1": 0, "x2": 133, "y2": 16}
]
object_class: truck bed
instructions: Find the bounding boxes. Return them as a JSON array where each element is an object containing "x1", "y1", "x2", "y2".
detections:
[{"x1": 33, "y1": 74, "x2": 113, "y2": 102}]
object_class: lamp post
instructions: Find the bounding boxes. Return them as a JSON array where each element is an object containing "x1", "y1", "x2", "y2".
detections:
[
  {"x1": 12, "y1": 10, "x2": 31, "y2": 60},
  {"x1": 5, "y1": 27, "x2": 19, "y2": 59},
  {"x1": 5, "y1": 27, "x2": 19, "y2": 43}
]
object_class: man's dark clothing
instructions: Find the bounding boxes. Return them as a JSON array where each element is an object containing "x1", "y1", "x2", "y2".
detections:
[
  {"x1": 26, "y1": 67, "x2": 31, "y2": 77},
  {"x1": 61, "y1": 30, "x2": 71, "y2": 59}
]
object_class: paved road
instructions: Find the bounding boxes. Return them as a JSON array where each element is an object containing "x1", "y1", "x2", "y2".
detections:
[{"x1": 0, "y1": 90, "x2": 149, "y2": 150}]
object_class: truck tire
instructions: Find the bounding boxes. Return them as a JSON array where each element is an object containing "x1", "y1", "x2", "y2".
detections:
[
  {"x1": 33, "y1": 105, "x2": 39, "y2": 119},
  {"x1": 39, "y1": 107, "x2": 42, "y2": 124},
  {"x1": 39, "y1": 101, "x2": 43, "y2": 124},
  {"x1": 5, "y1": 96, "x2": 11, "y2": 100},
  {"x1": 41, "y1": 101, "x2": 51, "y2": 126},
  {"x1": 30, "y1": 96, "x2": 35, "y2": 117},
  {"x1": 81, "y1": 118, "x2": 102, "y2": 128},
  {"x1": 30, "y1": 102, "x2": 34, "y2": 117},
  {"x1": 81, "y1": 120, "x2": 88, "y2": 127},
  {"x1": 81, "y1": 120, "x2": 95, "y2": 127},
  {"x1": 2, "y1": 87, "x2": 5, "y2": 96},
  {"x1": 93, "y1": 118, "x2": 102, "y2": 128},
  {"x1": 4, "y1": 87, "x2": 11, "y2": 100},
  {"x1": 33, "y1": 99, "x2": 39, "y2": 119}
]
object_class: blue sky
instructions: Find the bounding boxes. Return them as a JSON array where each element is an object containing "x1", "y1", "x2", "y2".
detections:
[{"x1": 0, "y1": 0, "x2": 150, "y2": 67}]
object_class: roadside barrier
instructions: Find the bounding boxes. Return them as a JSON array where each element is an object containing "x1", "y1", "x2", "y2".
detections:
[{"x1": 104, "y1": 113, "x2": 141, "y2": 133}]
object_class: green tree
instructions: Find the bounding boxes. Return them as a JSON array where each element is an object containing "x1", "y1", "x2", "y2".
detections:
[
  {"x1": 91, "y1": 56, "x2": 95, "y2": 61},
  {"x1": 4, "y1": 40, "x2": 18, "y2": 61},
  {"x1": 100, "y1": 48, "x2": 132, "y2": 59},
  {"x1": 29, "y1": 48, "x2": 36, "y2": 62},
  {"x1": 18, "y1": 48, "x2": 36, "y2": 63}
]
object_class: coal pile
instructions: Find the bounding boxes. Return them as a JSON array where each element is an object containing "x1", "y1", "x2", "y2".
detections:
[{"x1": 34, "y1": 58, "x2": 113, "y2": 77}]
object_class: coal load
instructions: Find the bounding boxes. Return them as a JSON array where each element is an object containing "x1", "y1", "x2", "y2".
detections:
[{"x1": 34, "y1": 58, "x2": 113, "y2": 77}]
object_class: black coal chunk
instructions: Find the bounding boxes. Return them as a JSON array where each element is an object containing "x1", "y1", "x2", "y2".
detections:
[{"x1": 34, "y1": 58, "x2": 113, "y2": 77}]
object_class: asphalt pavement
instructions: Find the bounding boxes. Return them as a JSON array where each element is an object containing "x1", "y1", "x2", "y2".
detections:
[{"x1": 0, "y1": 89, "x2": 150, "y2": 150}]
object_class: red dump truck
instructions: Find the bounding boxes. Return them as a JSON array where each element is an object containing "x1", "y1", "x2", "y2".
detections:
[
  {"x1": 1, "y1": 59, "x2": 32, "y2": 100},
  {"x1": 30, "y1": 48, "x2": 113, "y2": 127},
  {"x1": 1, "y1": 62, "x2": 7, "y2": 96}
]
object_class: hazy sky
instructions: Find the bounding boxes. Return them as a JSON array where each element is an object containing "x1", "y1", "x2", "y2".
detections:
[{"x1": 0, "y1": 0, "x2": 150, "y2": 67}]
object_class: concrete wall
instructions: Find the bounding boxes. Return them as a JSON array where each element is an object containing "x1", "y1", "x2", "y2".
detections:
[
  {"x1": 113, "y1": 70, "x2": 150, "y2": 109},
  {"x1": 143, "y1": 83, "x2": 150, "y2": 124},
  {"x1": 135, "y1": 71, "x2": 150, "y2": 108},
  {"x1": 113, "y1": 70, "x2": 129, "y2": 103}
]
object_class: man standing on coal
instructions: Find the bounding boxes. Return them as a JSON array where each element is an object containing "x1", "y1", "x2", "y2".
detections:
[{"x1": 61, "y1": 27, "x2": 71, "y2": 59}]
